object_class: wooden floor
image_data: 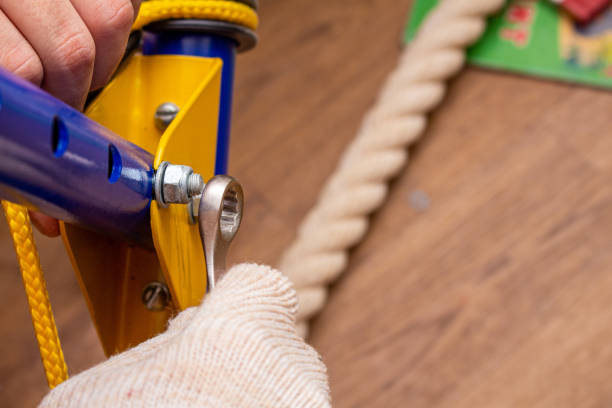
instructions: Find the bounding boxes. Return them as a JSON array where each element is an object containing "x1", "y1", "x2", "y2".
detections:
[{"x1": 3, "y1": 0, "x2": 612, "y2": 406}]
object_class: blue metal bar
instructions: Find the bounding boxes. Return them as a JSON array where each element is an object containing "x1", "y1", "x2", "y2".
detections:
[
  {"x1": 142, "y1": 32, "x2": 236, "y2": 175},
  {"x1": 0, "y1": 67, "x2": 154, "y2": 245}
]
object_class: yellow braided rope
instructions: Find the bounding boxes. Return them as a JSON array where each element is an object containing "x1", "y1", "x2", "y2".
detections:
[
  {"x1": 133, "y1": 0, "x2": 258, "y2": 31},
  {"x1": 2, "y1": 201, "x2": 68, "y2": 388}
]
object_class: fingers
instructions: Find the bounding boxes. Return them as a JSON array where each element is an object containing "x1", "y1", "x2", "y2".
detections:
[
  {"x1": 1, "y1": 0, "x2": 95, "y2": 109},
  {"x1": 1, "y1": 0, "x2": 140, "y2": 106},
  {"x1": 0, "y1": 10, "x2": 43, "y2": 84},
  {"x1": 190, "y1": 263, "x2": 300, "y2": 334},
  {"x1": 0, "y1": 1, "x2": 140, "y2": 236},
  {"x1": 70, "y1": 0, "x2": 139, "y2": 90},
  {"x1": 29, "y1": 211, "x2": 60, "y2": 237},
  {"x1": 201, "y1": 263, "x2": 299, "y2": 323}
]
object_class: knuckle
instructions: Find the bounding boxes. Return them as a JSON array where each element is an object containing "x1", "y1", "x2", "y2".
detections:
[
  {"x1": 4, "y1": 50, "x2": 43, "y2": 84},
  {"x1": 95, "y1": 0, "x2": 135, "y2": 37},
  {"x1": 55, "y1": 30, "x2": 96, "y2": 74}
]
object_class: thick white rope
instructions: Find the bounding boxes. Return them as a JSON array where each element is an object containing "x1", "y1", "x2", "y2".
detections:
[{"x1": 278, "y1": 0, "x2": 506, "y2": 336}]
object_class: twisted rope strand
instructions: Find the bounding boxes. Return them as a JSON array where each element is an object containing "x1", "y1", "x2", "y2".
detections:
[
  {"x1": 2, "y1": 202, "x2": 68, "y2": 388},
  {"x1": 278, "y1": 0, "x2": 506, "y2": 336}
]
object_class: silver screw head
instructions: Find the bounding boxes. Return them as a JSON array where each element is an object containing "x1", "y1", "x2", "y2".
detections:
[
  {"x1": 154, "y1": 102, "x2": 179, "y2": 131},
  {"x1": 142, "y1": 281, "x2": 171, "y2": 311}
]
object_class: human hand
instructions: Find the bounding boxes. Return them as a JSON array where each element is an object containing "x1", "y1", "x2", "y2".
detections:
[
  {"x1": 0, "y1": 0, "x2": 141, "y2": 236},
  {"x1": 39, "y1": 264, "x2": 331, "y2": 407}
]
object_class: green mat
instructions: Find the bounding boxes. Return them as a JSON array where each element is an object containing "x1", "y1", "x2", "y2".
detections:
[{"x1": 405, "y1": 0, "x2": 612, "y2": 89}]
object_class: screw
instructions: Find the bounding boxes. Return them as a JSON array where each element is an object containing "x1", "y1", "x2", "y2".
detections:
[
  {"x1": 141, "y1": 281, "x2": 171, "y2": 311},
  {"x1": 154, "y1": 102, "x2": 179, "y2": 131}
]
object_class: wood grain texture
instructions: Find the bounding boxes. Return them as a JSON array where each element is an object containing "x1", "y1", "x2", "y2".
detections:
[{"x1": 2, "y1": 0, "x2": 612, "y2": 406}]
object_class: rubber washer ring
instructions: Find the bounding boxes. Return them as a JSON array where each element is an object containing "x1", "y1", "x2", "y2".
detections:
[{"x1": 143, "y1": 19, "x2": 258, "y2": 53}]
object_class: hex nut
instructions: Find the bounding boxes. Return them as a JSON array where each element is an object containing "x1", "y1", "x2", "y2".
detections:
[{"x1": 162, "y1": 164, "x2": 193, "y2": 204}]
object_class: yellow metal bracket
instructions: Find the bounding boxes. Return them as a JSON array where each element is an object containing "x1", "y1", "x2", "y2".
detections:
[{"x1": 62, "y1": 54, "x2": 222, "y2": 354}]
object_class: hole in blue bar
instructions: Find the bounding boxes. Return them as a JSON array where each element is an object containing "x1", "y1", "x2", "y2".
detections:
[
  {"x1": 51, "y1": 116, "x2": 68, "y2": 157},
  {"x1": 107, "y1": 145, "x2": 122, "y2": 183}
]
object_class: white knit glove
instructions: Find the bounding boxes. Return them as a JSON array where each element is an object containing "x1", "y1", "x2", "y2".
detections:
[{"x1": 39, "y1": 264, "x2": 331, "y2": 407}]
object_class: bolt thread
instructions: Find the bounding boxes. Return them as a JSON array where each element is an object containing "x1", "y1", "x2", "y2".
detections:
[{"x1": 187, "y1": 173, "x2": 204, "y2": 197}]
